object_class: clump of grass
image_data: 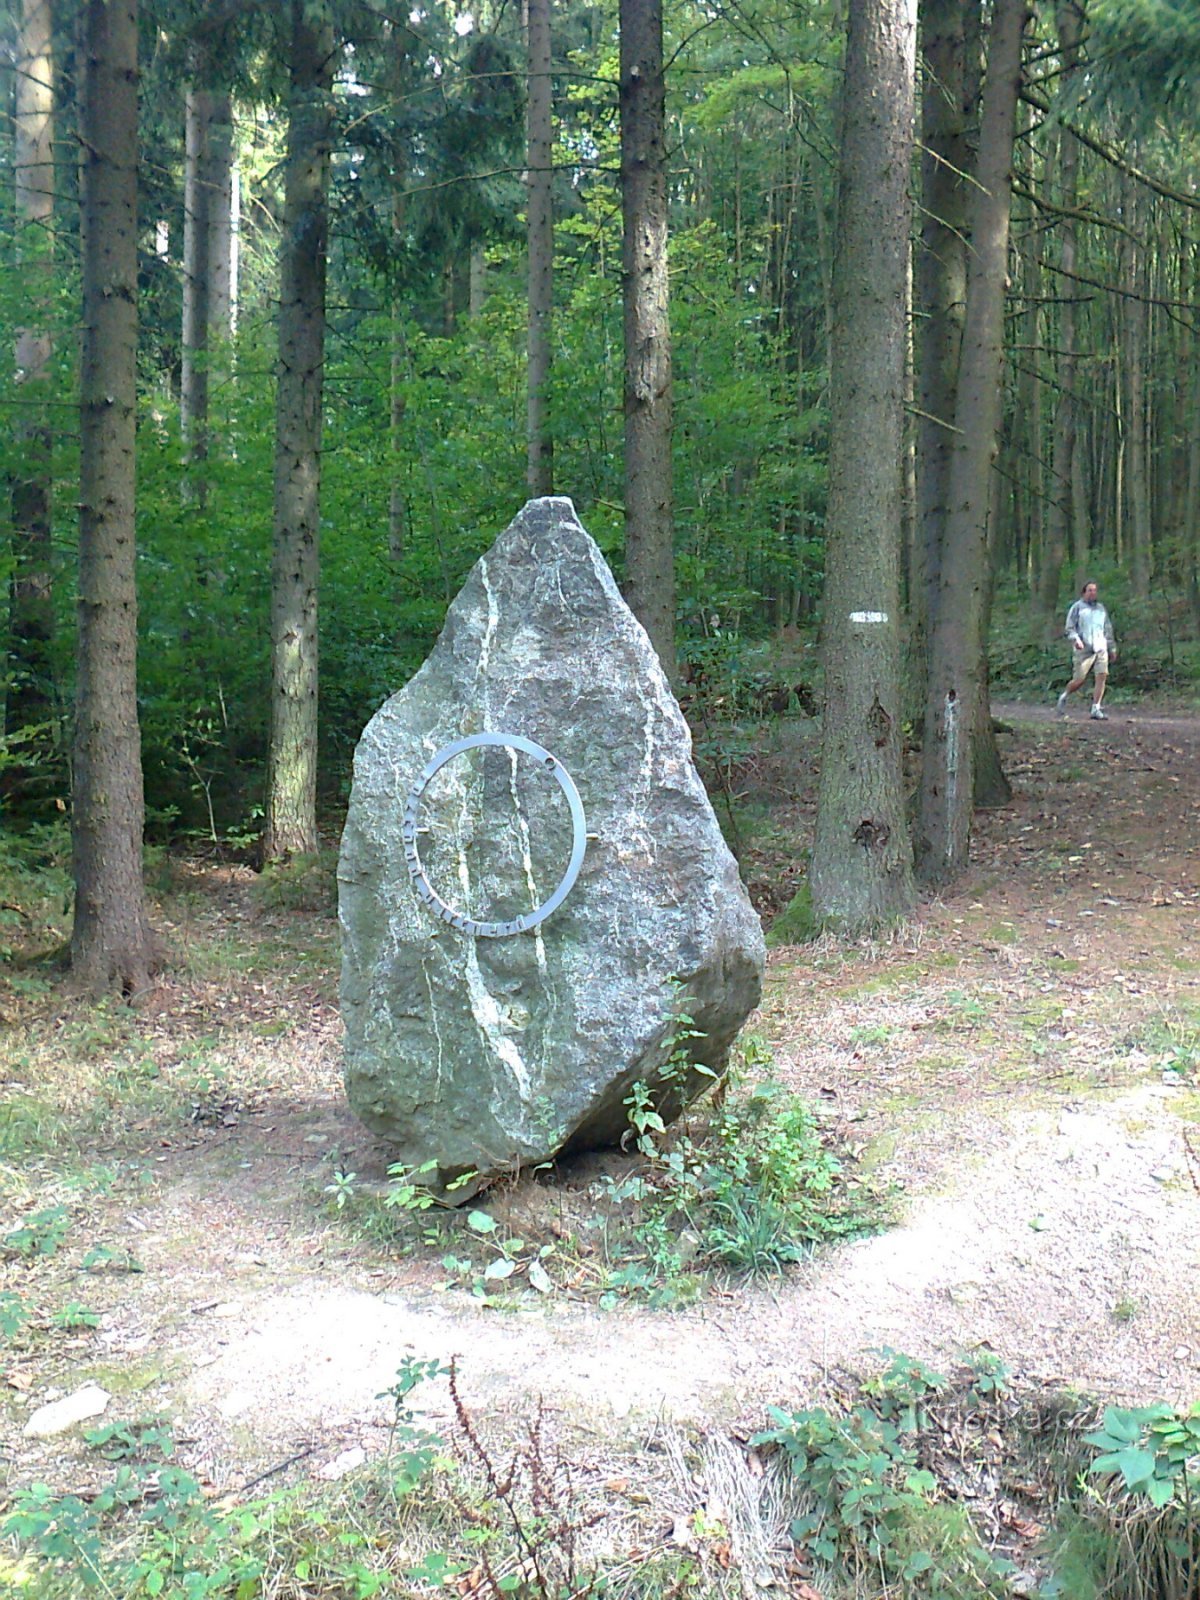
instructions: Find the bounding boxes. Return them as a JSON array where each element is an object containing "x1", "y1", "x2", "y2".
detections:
[
  {"x1": 251, "y1": 851, "x2": 338, "y2": 916},
  {"x1": 768, "y1": 882, "x2": 819, "y2": 945}
]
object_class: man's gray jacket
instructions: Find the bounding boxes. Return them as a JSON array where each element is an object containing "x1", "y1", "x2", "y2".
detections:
[{"x1": 1065, "y1": 598, "x2": 1115, "y2": 654}]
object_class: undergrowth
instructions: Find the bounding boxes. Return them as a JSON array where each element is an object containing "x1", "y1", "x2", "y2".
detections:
[
  {"x1": 754, "y1": 1349, "x2": 1018, "y2": 1598},
  {"x1": 7, "y1": 1342, "x2": 1199, "y2": 1600},
  {"x1": 325, "y1": 1029, "x2": 887, "y2": 1309}
]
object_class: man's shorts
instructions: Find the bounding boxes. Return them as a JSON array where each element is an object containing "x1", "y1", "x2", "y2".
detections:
[{"x1": 1072, "y1": 646, "x2": 1108, "y2": 678}]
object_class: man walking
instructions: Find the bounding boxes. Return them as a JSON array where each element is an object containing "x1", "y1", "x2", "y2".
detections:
[{"x1": 1057, "y1": 579, "x2": 1117, "y2": 720}]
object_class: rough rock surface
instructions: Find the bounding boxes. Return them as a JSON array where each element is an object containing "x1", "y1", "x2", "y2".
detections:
[
  {"x1": 24, "y1": 1384, "x2": 109, "y2": 1438},
  {"x1": 338, "y1": 497, "x2": 764, "y2": 1182}
]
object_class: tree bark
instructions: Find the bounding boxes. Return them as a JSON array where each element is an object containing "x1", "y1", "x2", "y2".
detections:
[
  {"x1": 810, "y1": 0, "x2": 917, "y2": 931},
  {"x1": 265, "y1": 0, "x2": 334, "y2": 861},
  {"x1": 1122, "y1": 172, "x2": 1152, "y2": 600},
  {"x1": 917, "y1": 0, "x2": 1025, "y2": 886},
  {"x1": 1037, "y1": 0, "x2": 1083, "y2": 626},
  {"x1": 974, "y1": 444, "x2": 1011, "y2": 807},
  {"x1": 8, "y1": 0, "x2": 56, "y2": 747},
  {"x1": 182, "y1": 73, "x2": 234, "y2": 509},
  {"x1": 1187, "y1": 242, "x2": 1200, "y2": 632},
  {"x1": 72, "y1": 0, "x2": 158, "y2": 995},
  {"x1": 525, "y1": 0, "x2": 554, "y2": 495},
  {"x1": 911, "y1": 0, "x2": 968, "y2": 719},
  {"x1": 620, "y1": 0, "x2": 676, "y2": 682}
]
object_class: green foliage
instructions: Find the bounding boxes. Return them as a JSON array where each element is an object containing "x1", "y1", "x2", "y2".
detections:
[
  {"x1": 50, "y1": 1301, "x2": 100, "y2": 1331},
  {"x1": 0, "y1": 1288, "x2": 31, "y2": 1341},
  {"x1": 376, "y1": 1355, "x2": 449, "y2": 1490},
  {"x1": 3, "y1": 1204, "x2": 71, "y2": 1259},
  {"x1": 1044, "y1": 1400, "x2": 1200, "y2": 1599},
  {"x1": 5, "y1": 1366, "x2": 447, "y2": 1598},
  {"x1": 604, "y1": 1030, "x2": 882, "y2": 1302},
  {"x1": 250, "y1": 852, "x2": 338, "y2": 916},
  {"x1": 754, "y1": 1352, "x2": 1013, "y2": 1596},
  {"x1": 0, "y1": 823, "x2": 72, "y2": 965},
  {"x1": 768, "y1": 882, "x2": 819, "y2": 945},
  {"x1": 438, "y1": 1209, "x2": 560, "y2": 1301},
  {"x1": 84, "y1": 1418, "x2": 177, "y2": 1462},
  {"x1": 1084, "y1": 1402, "x2": 1200, "y2": 1511}
]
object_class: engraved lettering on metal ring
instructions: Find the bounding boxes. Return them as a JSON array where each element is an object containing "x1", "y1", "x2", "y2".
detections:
[{"x1": 403, "y1": 732, "x2": 587, "y2": 938}]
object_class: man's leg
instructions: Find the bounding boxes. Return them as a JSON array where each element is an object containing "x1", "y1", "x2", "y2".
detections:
[
  {"x1": 1057, "y1": 653, "x2": 1093, "y2": 712},
  {"x1": 1091, "y1": 667, "x2": 1108, "y2": 714}
]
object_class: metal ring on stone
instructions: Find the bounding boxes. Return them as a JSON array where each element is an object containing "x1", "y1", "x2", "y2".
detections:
[{"x1": 401, "y1": 732, "x2": 587, "y2": 938}]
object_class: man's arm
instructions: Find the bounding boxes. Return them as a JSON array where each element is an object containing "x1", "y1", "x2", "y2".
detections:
[
  {"x1": 1104, "y1": 609, "x2": 1116, "y2": 650},
  {"x1": 1064, "y1": 600, "x2": 1084, "y2": 646}
]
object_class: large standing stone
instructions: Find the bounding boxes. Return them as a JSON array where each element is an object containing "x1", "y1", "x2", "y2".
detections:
[{"x1": 338, "y1": 497, "x2": 764, "y2": 1183}]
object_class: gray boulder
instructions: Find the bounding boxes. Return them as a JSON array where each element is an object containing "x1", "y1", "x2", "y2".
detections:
[{"x1": 338, "y1": 497, "x2": 764, "y2": 1184}]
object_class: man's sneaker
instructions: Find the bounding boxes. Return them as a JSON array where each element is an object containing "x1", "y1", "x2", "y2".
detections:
[
  {"x1": 1056, "y1": 691, "x2": 1068, "y2": 715},
  {"x1": 1090, "y1": 704, "x2": 1108, "y2": 720}
]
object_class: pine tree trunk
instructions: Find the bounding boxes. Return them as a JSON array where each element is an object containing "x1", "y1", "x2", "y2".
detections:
[
  {"x1": 1123, "y1": 174, "x2": 1152, "y2": 600},
  {"x1": 469, "y1": 240, "x2": 487, "y2": 317},
  {"x1": 917, "y1": 0, "x2": 1024, "y2": 886},
  {"x1": 525, "y1": 0, "x2": 554, "y2": 495},
  {"x1": 620, "y1": 0, "x2": 676, "y2": 683},
  {"x1": 911, "y1": 0, "x2": 969, "y2": 722},
  {"x1": 974, "y1": 452, "x2": 1011, "y2": 807},
  {"x1": 182, "y1": 75, "x2": 234, "y2": 509},
  {"x1": 1037, "y1": 0, "x2": 1081, "y2": 627},
  {"x1": 8, "y1": 0, "x2": 55, "y2": 747},
  {"x1": 265, "y1": 0, "x2": 333, "y2": 861},
  {"x1": 72, "y1": 0, "x2": 158, "y2": 996},
  {"x1": 810, "y1": 0, "x2": 916, "y2": 931},
  {"x1": 1187, "y1": 243, "x2": 1200, "y2": 633}
]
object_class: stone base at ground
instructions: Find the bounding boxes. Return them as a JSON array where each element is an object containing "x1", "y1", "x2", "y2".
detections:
[{"x1": 338, "y1": 496, "x2": 764, "y2": 1184}]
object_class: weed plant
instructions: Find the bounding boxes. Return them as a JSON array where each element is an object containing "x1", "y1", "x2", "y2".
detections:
[
  {"x1": 1045, "y1": 1401, "x2": 1200, "y2": 1599},
  {"x1": 323, "y1": 1027, "x2": 886, "y2": 1309},
  {"x1": 598, "y1": 1053, "x2": 885, "y2": 1301},
  {"x1": 754, "y1": 1350, "x2": 1016, "y2": 1597}
]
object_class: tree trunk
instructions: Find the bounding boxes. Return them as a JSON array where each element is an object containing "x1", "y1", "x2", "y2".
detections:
[
  {"x1": 8, "y1": 0, "x2": 56, "y2": 748},
  {"x1": 1037, "y1": 0, "x2": 1082, "y2": 627},
  {"x1": 917, "y1": 0, "x2": 1025, "y2": 886},
  {"x1": 525, "y1": 0, "x2": 554, "y2": 495},
  {"x1": 264, "y1": 0, "x2": 334, "y2": 861},
  {"x1": 974, "y1": 445, "x2": 1011, "y2": 807},
  {"x1": 810, "y1": 0, "x2": 916, "y2": 931},
  {"x1": 911, "y1": 0, "x2": 969, "y2": 722},
  {"x1": 72, "y1": 0, "x2": 158, "y2": 995},
  {"x1": 1122, "y1": 173, "x2": 1151, "y2": 600},
  {"x1": 469, "y1": 239, "x2": 487, "y2": 317},
  {"x1": 182, "y1": 75, "x2": 234, "y2": 509},
  {"x1": 620, "y1": 0, "x2": 676, "y2": 682},
  {"x1": 1187, "y1": 242, "x2": 1200, "y2": 633}
]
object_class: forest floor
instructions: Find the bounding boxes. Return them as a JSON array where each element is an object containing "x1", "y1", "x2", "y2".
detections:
[{"x1": 2, "y1": 696, "x2": 1199, "y2": 1590}]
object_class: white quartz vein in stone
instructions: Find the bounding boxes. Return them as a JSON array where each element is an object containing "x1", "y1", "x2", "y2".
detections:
[
  {"x1": 463, "y1": 938, "x2": 533, "y2": 1105},
  {"x1": 450, "y1": 763, "x2": 533, "y2": 1109},
  {"x1": 422, "y1": 961, "x2": 445, "y2": 1093},
  {"x1": 507, "y1": 748, "x2": 548, "y2": 978}
]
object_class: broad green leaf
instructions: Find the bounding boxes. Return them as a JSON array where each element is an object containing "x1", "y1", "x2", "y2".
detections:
[{"x1": 1091, "y1": 1446, "x2": 1156, "y2": 1488}]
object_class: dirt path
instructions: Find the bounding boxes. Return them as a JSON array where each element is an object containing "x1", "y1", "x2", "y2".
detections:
[{"x1": 5, "y1": 701, "x2": 1199, "y2": 1491}]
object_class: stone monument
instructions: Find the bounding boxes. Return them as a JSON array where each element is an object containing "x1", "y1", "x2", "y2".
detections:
[{"x1": 338, "y1": 497, "x2": 765, "y2": 1186}]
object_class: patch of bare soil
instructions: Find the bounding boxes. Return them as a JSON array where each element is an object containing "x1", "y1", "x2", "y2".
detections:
[{"x1": 3, "y1": 701, "x2": 1199, "y2": 1499}]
